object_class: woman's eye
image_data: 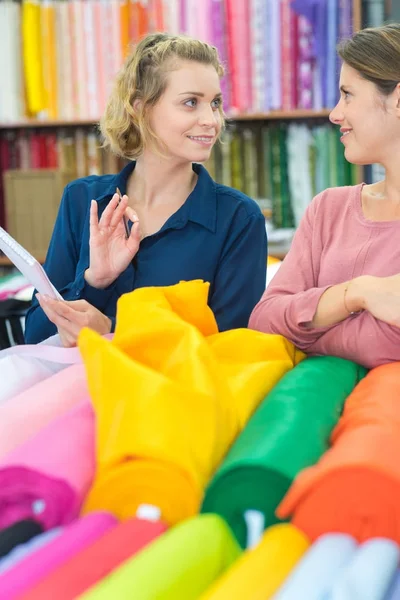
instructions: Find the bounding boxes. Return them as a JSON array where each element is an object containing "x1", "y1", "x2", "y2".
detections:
[
  {"x1": 184, "y1": 98, "x2": 197, "y2": 107},
  {"x1": 211, "y1": 98, "x2": 222, "y2": 109}
]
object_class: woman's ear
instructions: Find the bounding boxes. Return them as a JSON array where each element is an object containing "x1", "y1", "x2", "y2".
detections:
[
  {"x1": 395, "y1": 82, "x2": 400, "y2": 115},
  {"x1": 133, "y1": 98, "x2": 142, "y2": 112}
]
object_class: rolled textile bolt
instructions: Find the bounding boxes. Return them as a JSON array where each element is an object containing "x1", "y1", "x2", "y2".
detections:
[
  {"x1": 244, "y1": 509, "x2": 265, "y2": 549},
  {"x1": 136, "y1": 504, "x2": 162, "y2": 522},
  {"x1": 326, "y1": 538, "x2": 400, "y2": 600}
]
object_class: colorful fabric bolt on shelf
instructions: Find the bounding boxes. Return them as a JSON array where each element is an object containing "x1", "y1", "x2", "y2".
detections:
[
  {"x1": 0, "y1": 363, "x2": 89, "y2": 458},
  {"x1": 324, "y1": 538, "x2": 399, "y2": 600},
  {"x1": 0, "y1": 400, "x2": 95, "y2": 531},
  {"x1": 202, "y1": 356, "x2": 366, "y2": 548},
  {"x1": 78, "y1": 280, "x2": 302, "y2": 525},
  {"x1": 272, "y1": 533, "x2": 358, "y2": 600},
  {"x1": 0, "y1": 512, "x2": 117, "y2": 600},
  {"x1": 19, "y1": 518, "x2": 166, "y2": 600},
  {"x1": 199, "y1": 523, "x2": 309, "y2": 600},
  {"x1": 21, "y1": 0, "x2": 46, "y2": 114},
  {"x1": 80, "y1": 514, "x2": 241, "y2": 600},
  {"x1": 277, "y1": 363, "x2": 400, "y2": 544}
]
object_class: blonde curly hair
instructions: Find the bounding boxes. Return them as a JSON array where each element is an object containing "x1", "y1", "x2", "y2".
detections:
[{"x1": 100, "y1": 32, "x2": 225, "y2": 160}]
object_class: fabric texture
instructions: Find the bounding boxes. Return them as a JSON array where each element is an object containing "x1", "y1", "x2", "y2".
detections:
[
  {"x1": 0, "y1": 364, "x2": 89, "y2": 459},
  {"x1": 277, "y1": 363, "x2": 400, "y2": 544},
  {"x1": 272, "y1": 533, "x2": 358, "y2": 599},
  {"x1": 0, "y1": 400, "x2": 95, "y2": 531},
  {"x1": 78, "y1": 280, "x2": 303, "y2": 526},
  {"x1": 202, "y1": 356, "x2": 366, "y2": 547},
  {"x1": 0, "y1": 520, "x2": 42, "y2": 559},
  {"x1": 199, "y1": 524, "x2": 309, "y2": 600},
  {"x1": 80, "y1": 514, "x2": 241, "y2": 600},
  {"x1": 325, "y1": 538, "x2": 399, "y2": 600},
  {"x1": 0, "y1": 512, "x2": 117, "y2": 599},
  {"x1": 0, "y1": 529, "x2": 61, "y2": 576},
  {"x1": 0, "y1": 333, "x2": 112, "y2": 404},
  {"x1": 20, "y1": 518, "x2": 166, "y2": 600}
]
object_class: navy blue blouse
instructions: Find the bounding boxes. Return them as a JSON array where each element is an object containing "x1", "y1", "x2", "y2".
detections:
[{"x1": 25, "y1": 161, "x2": 267, "y2": 343}]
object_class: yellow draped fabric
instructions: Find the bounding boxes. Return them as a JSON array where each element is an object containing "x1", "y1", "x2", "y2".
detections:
[
  {"x1": 200, "y1": 524, "x2": 310, "y2": 600},
  {"x1": 79, "y1": 281, "x2": 304, "y2": 525}
]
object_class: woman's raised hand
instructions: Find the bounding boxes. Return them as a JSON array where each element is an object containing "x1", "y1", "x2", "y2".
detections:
[{"x1": 85, "y1": 193, "x2": 141, "y2": 289}]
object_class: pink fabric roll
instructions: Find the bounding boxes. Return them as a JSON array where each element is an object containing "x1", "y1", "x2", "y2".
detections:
[
  {"x1": 0, "y1": 364, "x2": 89, "y2": 458},
  {"x1": 0, "y1": 400, "x2": 95, "y2": 530},
  {"x1": 0, "y1": 512, "x2": 117, "y2": 600}
]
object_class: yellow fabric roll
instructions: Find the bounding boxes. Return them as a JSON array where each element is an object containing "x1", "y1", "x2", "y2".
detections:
[
  {"x1": 199, "y1": 524, "x2": 310, "y2": 600},
  {"x1": 79, "y1": 328, "x2": 233, "y2": 524},
  {"x1": 79, "y1": 281, "x2": 303, "y2": 525},
  {"x1": 22, "y1": 0, "x2": 46, "y2": 115}
]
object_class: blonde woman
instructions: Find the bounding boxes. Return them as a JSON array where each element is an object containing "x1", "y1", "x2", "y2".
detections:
[
  {"x1": 25, "y1": 33, "x2": 267, "y2": 346},
  {"x1": 250, "y1": 24, "x2": 400, "y2": 370}
]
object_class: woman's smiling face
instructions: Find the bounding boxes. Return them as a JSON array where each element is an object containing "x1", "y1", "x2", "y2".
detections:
[
  {"x1": 147, "y1": 60, "x2": 223, "y2": 164},
  {"x1": 329, "y1": 62, "x2": 400, "y2": 166}
]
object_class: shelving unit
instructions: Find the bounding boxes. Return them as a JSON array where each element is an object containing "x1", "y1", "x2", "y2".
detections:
[{"x1": 0, "y1": 110, "x2": 334, "y2": 130}]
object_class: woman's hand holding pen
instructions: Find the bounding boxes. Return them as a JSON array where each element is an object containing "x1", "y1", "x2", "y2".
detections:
[
  {"x1": 36, "y1": 295, "x2": 111, "y2": 348},
  {"x1": 84, "y1": 193, "x2": 141, "y2": 289}
]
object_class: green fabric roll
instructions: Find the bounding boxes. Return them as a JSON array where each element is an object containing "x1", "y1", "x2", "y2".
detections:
[
  {"x1": 80, "y1": 514, "x2": 241, "y2": 600},
  {"x1": 201, "y1": 356, "x2": 367, "y2": 548}
]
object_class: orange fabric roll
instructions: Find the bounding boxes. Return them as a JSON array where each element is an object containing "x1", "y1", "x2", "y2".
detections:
[{"x1": 277, "y1": 363, "x2": 400, "y2": 544}]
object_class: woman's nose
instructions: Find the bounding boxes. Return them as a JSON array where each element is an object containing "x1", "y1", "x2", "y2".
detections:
[
  {"x1": 199, "y1": 105, "x2": 218, "y2": 127},
  {"x1": 329, "y1": 101, "x2": 344, "y2": 124}
]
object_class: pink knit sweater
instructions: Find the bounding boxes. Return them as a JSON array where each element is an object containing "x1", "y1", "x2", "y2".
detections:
[{"x1": 249, "y1": 184, "x2": 400, "y2": 369}]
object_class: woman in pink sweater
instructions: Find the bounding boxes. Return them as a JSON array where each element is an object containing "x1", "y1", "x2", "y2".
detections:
[{"x1": 249, "y1": 23, "x2": 400, "y2": 370}]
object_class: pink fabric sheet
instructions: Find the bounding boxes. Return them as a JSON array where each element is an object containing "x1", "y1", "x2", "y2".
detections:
[
  {"x1": 0, "y1": 364, "x2": 89, "y2": 458},
  {"x1": 0, "y1": 400, "x2": 95, "y2": 530}
]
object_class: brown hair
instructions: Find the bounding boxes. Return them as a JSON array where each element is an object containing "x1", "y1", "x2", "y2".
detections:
[
  {"x1": 100, "y1": 33, "x2": 225, "y2": 159},
  {"x1": 338, "y1": 23, "x2": 400, "y2": 96}
]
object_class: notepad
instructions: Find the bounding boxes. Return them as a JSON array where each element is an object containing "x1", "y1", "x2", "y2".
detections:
[{"x1": 0, "y1": 227, "x2": 62, "y2": 300}]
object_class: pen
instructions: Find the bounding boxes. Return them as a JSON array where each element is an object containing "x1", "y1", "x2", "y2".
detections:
[{"x1": 116, "y1": 187, "x2": 130, "y2": 239}]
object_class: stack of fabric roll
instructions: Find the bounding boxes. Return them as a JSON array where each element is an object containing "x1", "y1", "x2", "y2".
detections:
[{"x1": 0, "y1": 279, "x2": 398, "y2": 599}]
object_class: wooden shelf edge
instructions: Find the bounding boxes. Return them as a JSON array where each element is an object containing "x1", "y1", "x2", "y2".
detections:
[
  {"x1": 0, "y1": 110, "x2": 333, "y2": 130},
  {"x1": 227, "y1": 109, "x2": 331, "y2": 121},
  {"x1": 0, "y1": 119, "x2": 100, "y2": 129}
]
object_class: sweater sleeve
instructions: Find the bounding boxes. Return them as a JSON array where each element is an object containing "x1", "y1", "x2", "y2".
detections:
[
  {"x1": 248, "y1": 195, "x2": 336, "y2": 349},
  {"x1": 307, "y1": 311, "x2": 400, "y2": 369}
]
